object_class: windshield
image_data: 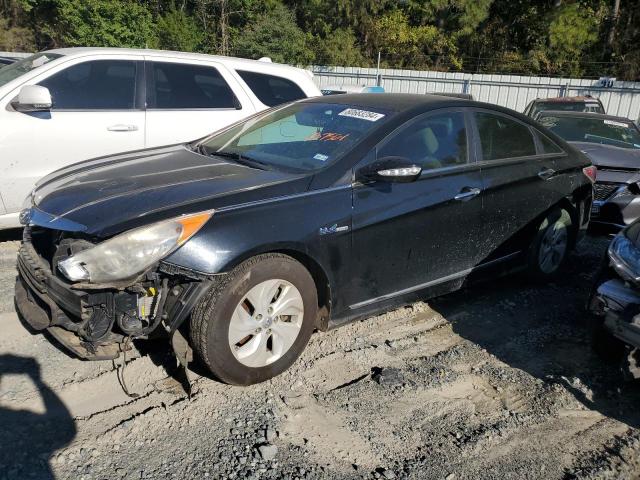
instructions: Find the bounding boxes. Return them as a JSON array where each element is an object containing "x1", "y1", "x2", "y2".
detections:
[
  {"x1": 539, "y1": 115, "x2": 640, "y2": 149},
  {"x1": 0, "y1": 53, "x2": 63, "y2": 88},
  {"x1": 199, "y1": 102, "x2": 391, "y2": 172},
  {"x1": 532, "y1": 101, "x2": 603, "y2": 117}
]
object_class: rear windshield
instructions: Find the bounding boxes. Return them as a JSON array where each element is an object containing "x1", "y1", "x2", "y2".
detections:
[
  {"x1": 199, "y1": 102, "x2": 391, "y2": 172},
  {"x1": 532, "y1": 101, "x2": 604, "y2": 117},
  {"x1": 0, "y1": 53, "x2": 63, "y2": 88},
  {"x1": 539, "y1": 115, "x2": 640, "y2": 149}
]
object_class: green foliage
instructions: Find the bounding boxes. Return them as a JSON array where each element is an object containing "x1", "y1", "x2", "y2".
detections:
[
  {"x1": 0, "y1": 16, "x2": 35, "y2": 50},
  {"x1": 44, "y1": 0, "x2": 156, "y2": 48},
  {"x1": 0, "y1": 0, "x2": 638, "y2": 80},
  {"x1": 232, "y1": 3, "x2": 315, "y2": 65},
  {"x1": 157, "y1": 8, "x2": 202, "y2": 52},
  {"x1": 370, "y1": 9, "x2": 459, "y2": 69},
  {"x1": 313, "y1": 28, "x2": 367, "y2": 67}
]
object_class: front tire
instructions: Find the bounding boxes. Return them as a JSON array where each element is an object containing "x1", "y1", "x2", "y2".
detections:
[
  {"x1": 190, "y1": 254, "x2": 317, "y2": 386},
  {"x1": 527, "y1": 208, "x2": 573, "y2": 279}
]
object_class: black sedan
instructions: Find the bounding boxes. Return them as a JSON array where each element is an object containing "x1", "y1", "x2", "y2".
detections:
[
  {"x1": 538, "y1": 111, "x2": 640, "y2": 229},
  {"x1": 16, "y1": 94, "x2": 594, "y2": 385}
]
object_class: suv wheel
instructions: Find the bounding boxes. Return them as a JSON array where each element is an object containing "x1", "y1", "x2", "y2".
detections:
[
  {"x1": 527, "y1": 208, "x2": 572, "y2": 278},
  {"x1": 190, "y1": 254, "x2": 317, "y2": 385}
]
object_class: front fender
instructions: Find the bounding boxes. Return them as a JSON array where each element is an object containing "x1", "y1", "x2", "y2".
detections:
[{"x1": 161, "y1": 185, "x2": 353, "y2": 313}]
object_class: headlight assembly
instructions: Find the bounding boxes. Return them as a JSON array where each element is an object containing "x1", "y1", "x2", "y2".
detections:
[
  {"x1": 609, "y1": 233, "x2": 640, "y2": 283},
  {"x1": 58, "y1": 211, "x2": 213, "y2": 283}
]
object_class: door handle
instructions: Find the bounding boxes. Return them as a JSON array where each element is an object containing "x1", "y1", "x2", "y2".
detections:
[
  {"x1": 107, "y1": 124, "x2": 138, "y2": 132},
  {"x1": 538, "y1": 168, "x2": 556, "y2": 180},
  {"x1": 454, "y1": 187, "x2": 481, "y2": 201}
]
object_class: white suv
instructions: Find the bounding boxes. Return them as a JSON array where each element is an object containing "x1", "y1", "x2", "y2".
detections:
[{"x1": 0, "y1": 48, "x2": 321, "y2": 228}]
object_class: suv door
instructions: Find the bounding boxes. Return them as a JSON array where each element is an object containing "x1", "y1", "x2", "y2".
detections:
[
  {"x1": 348, "y1": 109, "x2": 484, "y2": 308},
  {"x1": 144, "y1": 59, "x2": 253, "y2": 147},
  {"x1": 0, "y1": 57, "x2": 144, "y2": 217},
  {"x1": 472, "y1": 109, "x2": 567, "y2": 257}
]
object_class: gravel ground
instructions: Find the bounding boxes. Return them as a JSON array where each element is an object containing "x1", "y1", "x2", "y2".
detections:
[{"x1": 1, "y1": 232, "x2": 639, "y2": 480}]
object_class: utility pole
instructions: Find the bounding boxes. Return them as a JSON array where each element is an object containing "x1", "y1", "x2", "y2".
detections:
[{"x1": 376, "y1": 51, "x2": 381, "y2": 86}]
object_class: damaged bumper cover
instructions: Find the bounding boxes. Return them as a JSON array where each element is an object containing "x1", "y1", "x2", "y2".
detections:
[
  {"x1": 15, "y1": 235, "x2": 211, "y2": 361},
  {"x1": 591, "y1": 278, "x2": 640, "y2": 350}
]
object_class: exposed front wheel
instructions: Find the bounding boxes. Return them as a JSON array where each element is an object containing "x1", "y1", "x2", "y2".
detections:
[
  {"x1": 190, "y1": 254, "x2": 317, "y2": 385},
  {"x1": 527, "y1": 208, "x2": 572, "y2": 279}
]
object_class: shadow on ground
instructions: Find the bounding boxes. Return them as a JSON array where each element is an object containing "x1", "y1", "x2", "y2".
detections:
[
  {"x1": 0, "y1": 354, "x2": 76, "y2": 479},
  {"x1": 431, "y1": 234, "x2": 640, "y2": 430}
]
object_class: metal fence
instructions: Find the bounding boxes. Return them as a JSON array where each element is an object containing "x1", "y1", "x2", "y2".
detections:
[{"x1": 312, "y1": 66, "x2": 640, "y2": 121}]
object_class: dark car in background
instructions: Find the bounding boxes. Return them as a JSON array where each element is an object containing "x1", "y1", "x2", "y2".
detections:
[
  {"x1": 524, "y1": 95, "x2": 605, "y2": 119},
  {"x1": 15, "y1": 94, "x2": 593, "y2": 386},
  {"x1": 537, "y1": 111, "x2": 640, "y2": 229},
  {"x1": 589, "y1": 219, "x2": 640, "y2": 379}
]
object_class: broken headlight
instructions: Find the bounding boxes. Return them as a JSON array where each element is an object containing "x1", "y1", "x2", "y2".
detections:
[
  {"x1": 58, "y1": 211, "x2": 213, "y2": 283},
  {"x1": 609, "y1": 233, "x2": 640, "y2": 284}
]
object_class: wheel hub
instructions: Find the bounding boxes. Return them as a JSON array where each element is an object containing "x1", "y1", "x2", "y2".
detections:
[{"x1": 228, "y1": 279, "x2": 304, "y2": 368}]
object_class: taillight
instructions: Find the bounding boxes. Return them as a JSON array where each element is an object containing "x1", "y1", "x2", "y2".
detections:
[{"x1": 583, "y1": 165, "x2": 597, "y2": 183}]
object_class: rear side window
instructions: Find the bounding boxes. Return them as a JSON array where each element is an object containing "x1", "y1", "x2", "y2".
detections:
[
  {"x1": 475, "y1": 112, "x2": 537, "y2": 160},
  {"x1": 537, "y1": 132, "x2": 564, "y2": 154},
  {"x1": 147, "y1": 62, "x2": 236, "y2": 109},
  {"x1": 237, "y1": 70, "x2": 306, "y2": 107},
  {"x1": 379, "y1": 111, "x2": 468, "y2": 170},
  {"x1": 38, "y1": 60, "x2": 137, "y2": 110}
]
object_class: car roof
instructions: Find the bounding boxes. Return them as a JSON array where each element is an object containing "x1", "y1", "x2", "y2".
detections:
[
  {"x1": 535, "y1": 95, "x2": 601, "y2": 103},
  {"x1": 302, "y1": 93, "x2": 474, "y2": 112},
  {"x1": 43, "y1": 47, "x2": 311, "y2": 76},
  {"x1": 537, "y1": 110, "x2": 633, "y2": 123}
]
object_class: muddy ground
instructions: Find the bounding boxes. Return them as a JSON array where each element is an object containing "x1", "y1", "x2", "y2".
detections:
[{"x1": 1, "y1": 232, "x2": 640, "y2": 480}]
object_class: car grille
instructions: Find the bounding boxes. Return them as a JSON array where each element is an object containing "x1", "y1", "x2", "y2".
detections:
[{"x1": 593, "y1": 183, "x2": 621, "y2": 201}]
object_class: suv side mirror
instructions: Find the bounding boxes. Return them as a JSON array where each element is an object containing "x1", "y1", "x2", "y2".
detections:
[
  {"x1": 358, "y1": 156, "x2": 422, "y2": 183},
  {"x1": 13, "y1": 85, "x2": 52, "y2": 112}
]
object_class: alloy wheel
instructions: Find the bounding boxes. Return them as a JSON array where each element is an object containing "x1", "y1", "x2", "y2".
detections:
[
  {"x1": 538, "y1": 221, "x2": 568, "y2": 274},
  {"x1": 228, "y1": 279, "x2": 304, "y2": 367}
]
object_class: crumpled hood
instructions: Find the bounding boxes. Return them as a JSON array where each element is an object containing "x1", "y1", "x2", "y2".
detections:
[
  {"x1": 31, "y1": 144, "x2": 306, "y2": 236},
  {"x1": 571, "y1": 141, "x2": 640, "y2": 170}
]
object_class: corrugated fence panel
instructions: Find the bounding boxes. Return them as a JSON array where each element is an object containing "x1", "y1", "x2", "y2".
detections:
[{"x1": 312, "y1": 66, "x2": 640, "y2": 120}]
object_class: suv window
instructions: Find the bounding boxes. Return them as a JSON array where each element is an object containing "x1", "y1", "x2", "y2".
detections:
[
  {"x1": 475, "y1": 112, "x2": 536, "y2": 160},
  {"x1": 38, "y1": 60, "x2": 137, "y2": 110},
  {"x1": 148, "y1": 62, "x2": 236, "y2": 109},
  {"x1": 237, "y1": 70, "x2": 306, "y2": 107},
  {"x1": 378, "y1": 111, "x2": 468, "y2": 170}
]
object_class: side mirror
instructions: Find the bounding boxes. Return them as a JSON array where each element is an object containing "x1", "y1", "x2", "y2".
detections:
[
  {"x1": 13, "y1": 85, "x2": 52, "y2": 112},
  {"x1": 358, "y1": 156, "x2": 422, "y2": 183}
]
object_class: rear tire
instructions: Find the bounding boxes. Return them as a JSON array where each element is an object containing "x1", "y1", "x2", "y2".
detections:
[
  {"x1": 526, "y1": 208, "x2": 573, "y2": 279},
  {"x1": 190, "y1": 253, "x2": 317, "y2": 386}
]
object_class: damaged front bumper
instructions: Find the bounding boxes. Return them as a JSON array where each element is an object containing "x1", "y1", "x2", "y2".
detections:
[
  {"x1": 15, "y1": 232, "x2": 210, "y2": 360},
  {"x1": 591, "y1": 278, "x2": 640, "y2": 350}
]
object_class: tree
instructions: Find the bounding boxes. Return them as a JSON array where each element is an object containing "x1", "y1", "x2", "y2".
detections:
[
  {"x1": 370, "y1": 9, "x2": 459, "y2": 69},
  {"x1": 39, "y1": 0, "x2": 156, "y2": 48},
  {"x1": 157, "y1": 8, "x2": 202, "y2": 51},
  {"x1": 313, "y1": 28, "x2": 367, "y2": 67},
  {"x1": 233, "y1": 3, "x2": 314, "y2": 65},
  {"x1": 547, "y1": 2, "x2": 602, "y2": 76}
]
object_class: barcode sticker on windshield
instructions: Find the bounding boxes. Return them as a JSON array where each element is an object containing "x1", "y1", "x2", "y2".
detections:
[
  {"x1": 604, "y1": 119, "x2": 628, "y2": 128},
  {"x1": 338, "y1": 108, "x2": 385, "y2": 122}
]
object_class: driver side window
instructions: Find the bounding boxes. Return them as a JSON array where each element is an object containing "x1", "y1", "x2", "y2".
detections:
[{"x1": 378, "y1": 111, "x2": 468, "y2": 170}]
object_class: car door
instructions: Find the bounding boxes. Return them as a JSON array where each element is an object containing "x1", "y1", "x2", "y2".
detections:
[
  {"x1": 0, "y1": 56, "x2": 145, "y2": 216},
  {"x1": 472, "y1": 109, "x2": 566, "y2": 257},
  {"x1": 144, "y1": 59, "x2": 254, "y2": 147},
  {"x1": 348, "y1": 109, "x2": 485, "y2": 308}
]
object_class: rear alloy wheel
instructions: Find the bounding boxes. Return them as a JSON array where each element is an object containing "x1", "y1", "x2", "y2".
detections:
[
  {"x1": 190, "y1": 254, "x2": 317, "y2": 385},
  {"x1": 527, "y1": 208, "x2": 573, "y2": 278}
]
